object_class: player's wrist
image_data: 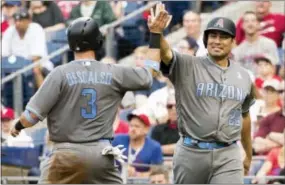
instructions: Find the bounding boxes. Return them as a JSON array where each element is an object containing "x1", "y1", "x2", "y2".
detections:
[
  {"x1": 14, "y1": 119, "x2": 25, "y2": 131},
  {"x1": 149, "y1": 32, "x2": 161, "y2": 49}
]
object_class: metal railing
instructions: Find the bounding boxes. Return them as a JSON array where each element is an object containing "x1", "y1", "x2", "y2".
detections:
[
  {"x1": 1, "y1": 1, "x2": 160, "y2": 116},
  {"x1": 1, "y1": 174, "x2": 285, "y2": 184}
]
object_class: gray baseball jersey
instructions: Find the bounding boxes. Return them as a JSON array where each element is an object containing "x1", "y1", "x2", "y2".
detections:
[
  {"x1": 161, "y1": 50, "x2": 255, "y2": 143},
  {"x1": 26, "y1": 60, "x2": 153, "y2": 143}
]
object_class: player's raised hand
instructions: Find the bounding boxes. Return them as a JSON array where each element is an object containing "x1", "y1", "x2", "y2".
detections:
[{"x1": 147, "y1": 2, "x2": 172, "y2": 34}]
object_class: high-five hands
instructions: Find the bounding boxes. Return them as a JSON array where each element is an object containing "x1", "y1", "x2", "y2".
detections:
[{"x1": 147, "y1": 2, "x2": 172, "y2": 34}]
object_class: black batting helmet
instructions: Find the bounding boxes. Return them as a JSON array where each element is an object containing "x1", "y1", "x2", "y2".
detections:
[
  {"x1": 203, "y1": 17, "x2": 236, "y2": 47},
  {"x1": 67, "y1": 17, "x2": 103, "y2": 52}
]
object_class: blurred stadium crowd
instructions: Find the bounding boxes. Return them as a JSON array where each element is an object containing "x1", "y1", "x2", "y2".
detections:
[{"x1": 1, "y1": 0, "x2": 285, "y2": 184}]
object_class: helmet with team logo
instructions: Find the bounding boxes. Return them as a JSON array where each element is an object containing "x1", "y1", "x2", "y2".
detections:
[
  {"x1": 67, "y1": 17, "x2": 103, "y2": 52},
  {"x1": 203, "y1": 17, "x2": 236, "y2": 47}
]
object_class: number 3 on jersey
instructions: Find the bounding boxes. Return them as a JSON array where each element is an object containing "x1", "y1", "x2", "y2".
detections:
[{"x1": 81, "y1": 88, "x2": 97, "y2": 119}]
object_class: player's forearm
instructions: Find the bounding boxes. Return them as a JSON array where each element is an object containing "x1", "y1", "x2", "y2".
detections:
[
  {"x1": 162, "y1": 144, "x2": 176, "y2": 155},
  {"x1": 241, "y1": 112, "x2": 252, "y2": 160},
  {"x1": 146, "y1": 33, "x2": 162, "y2": 76},
  {"x1": 20, "y1": 110, "x2": 41, "y2": 128},
  {"x1": 160, "y1": 34, "x2": 173, "y2": 65}
]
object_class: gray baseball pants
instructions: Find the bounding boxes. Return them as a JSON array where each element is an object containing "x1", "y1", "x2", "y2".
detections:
[
  {"x1": 173, "y1": 137, "x2": 243, "y2": 184},
  {"x1": 38, "y1": 141, "x2": 122, "y2": 184}
]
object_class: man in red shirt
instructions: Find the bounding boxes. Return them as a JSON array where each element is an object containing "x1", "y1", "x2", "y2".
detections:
[
  {"x1": 236, "y1": 1, "x2": 285, "y2": 47},
  {"x1": 253, "y1": 83, "x2": 285, "y2": 154}
]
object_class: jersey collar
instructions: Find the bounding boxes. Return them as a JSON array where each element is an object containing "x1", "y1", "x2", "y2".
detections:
[{"x1": 206, "y1": 56, "x2": 233, "y2": 72}]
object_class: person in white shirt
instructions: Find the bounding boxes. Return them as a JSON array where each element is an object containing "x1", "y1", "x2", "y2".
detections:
[
  {"x1": 182, "y1": 11, "x2": 207, "y2": 56},
  {"x1": 2, "y1": 9, "x2": 53, "y2": 88}
]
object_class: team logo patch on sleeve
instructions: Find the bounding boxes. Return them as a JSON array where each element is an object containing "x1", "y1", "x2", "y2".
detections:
[{"x1": 214, "y1": 18, "x2": 224, "y2": 28}]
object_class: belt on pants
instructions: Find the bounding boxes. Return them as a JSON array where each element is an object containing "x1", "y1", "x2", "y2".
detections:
[{"x1": 182, "y1": 136, "x2": 237, "y2": 150}]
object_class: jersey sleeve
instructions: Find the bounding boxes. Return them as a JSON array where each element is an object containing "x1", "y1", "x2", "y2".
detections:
[
  {"x1": 112, "y1": 65, "x2": 153, "y2": 93},
  {"x1": 25, "y1": 67, "x2": 62, "y2": 120},
  {"x1": 160, "y1": 49, "x2": 195, "y2": 86},
  {"x1": 242, "y1": 83, "x2": 256, "y2": 113}
]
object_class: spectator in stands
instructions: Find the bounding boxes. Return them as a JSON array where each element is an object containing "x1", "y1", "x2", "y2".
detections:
[
  {"x1": 1, "y1": 0, "x2": 21, "y2": 34},
  {"x1": 29, "y1": 1, "x2": 65, "y2": 33},
  {"x1": 134, "y1": 46, "x2": 148, "y2": 67},
  {"x1": 2, "y1": 9, "x2": 53, "y2": 88},
  {"x1": 110, "y1": 1, "x2": 124, "y2": 19},
  {"x1": 100, "y1": 56, "x2": 117, "y2": 64},
  {"x1": 176, "y1": 37, "x2": 199, "y2": 56},
  {"x1": 112, "y1": 113, "x2": 163, "y2": 178},
  {"x1": 279, "y1": 65, "x2": 285, "y2": 80},
  {"x1": 121, "y1": 2, "x2": 147, "y2": 48},
  {"x1": 252, "y1": 146, "x2": 284, "y2": 184},
  {"x1": 232, "y1": 11, "x2": 279, "y2": 74},
  {"x1": 55, "y1": 0, "x2": 79, "y2": 20},
  {"x1": 256, "y1": 79, "x2": 282, "y2": 117},
  {"x1": 68, "y1": 1, "x2": 116, "y2": 27},
  {"x1": 141, "y1": 78, "x2": 174, "y2": 125},
  {"x1": 149, "y1": 167, "x2": 170, "y2": 184},
  {"x1": 182, "y1": 11, "x2": 207, "y2": 56},
  {"x1": 250, "y1": 79, "x2": 282, "y2": 136},
  {"x1": 236, "y1": 1, "x2": 285, "y2": 47},
  {"x1": 255, "y1": 55, "x2": 282, "y2": 91},
  {"x1": 253, "y1": 83, "x2": 285, "y2": 154},
  {"x1": 1, "y1": 107, "x2": 15, "y2": 143},
  {"x1": 151, "y1": 94, "x2": 179, "y2": 156},
  {"x1": 113, "y1": 108, "x2": 129, "y2": 135},
  {"x1": 1, "y1": 107, "x2": 34, "y2": 147},
  {"x1": 133, "y1": 46, "x2": 167, "y2": 108}
]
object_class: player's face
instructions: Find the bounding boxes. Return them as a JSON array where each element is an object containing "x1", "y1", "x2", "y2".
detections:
[
  {"x1": 129, "y1": 118, "x2": 148, "y2": 140},
  {"x1": 257, "y1": 61, "x2": 273, "y2": 76},
  {"x1": 150, "y1": 174, "x2": 168, "y2": 184},
  {"x1": 183, "y1": 13, "x2": 201, "y2": 37},
  {"x1": 207, "y1": 31, "x2": 234, "y2": 59},
  {"x1": 167, "y1": 104, "x2": 177, "y2": 122},
  {"x1": 242, "y1": 13, "x2": 259, "y2": 35}
]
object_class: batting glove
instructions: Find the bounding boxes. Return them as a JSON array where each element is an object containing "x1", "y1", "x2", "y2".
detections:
[{"x1": 101, "y1": 145, "x2": 127, "y2": 164}]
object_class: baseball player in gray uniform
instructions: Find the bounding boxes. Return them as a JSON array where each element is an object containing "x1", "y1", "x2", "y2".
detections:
[
  {"x1": 147, "y1": 3, "x2": 255, "y2": 184},
  {"x1": 10, "y1": 16, "x2": 166, "y2": 184}
]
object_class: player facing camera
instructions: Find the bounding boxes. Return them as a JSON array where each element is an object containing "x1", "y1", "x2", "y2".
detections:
[{"x1": 203, "y1": 17, "x2": 236, "y2": 62}]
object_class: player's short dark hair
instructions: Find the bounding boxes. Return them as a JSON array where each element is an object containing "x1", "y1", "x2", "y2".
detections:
[{"x1": 149, "y1": 166, "x2": 169, "y2": 179}]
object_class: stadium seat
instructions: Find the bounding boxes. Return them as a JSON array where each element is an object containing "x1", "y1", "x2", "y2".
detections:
[
  {"x1": 1, "y1": 56, "x2": 35, "y2": 109},
  {"x1": 1, "y1": 146, "x2": 43, "y2": 169}
]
